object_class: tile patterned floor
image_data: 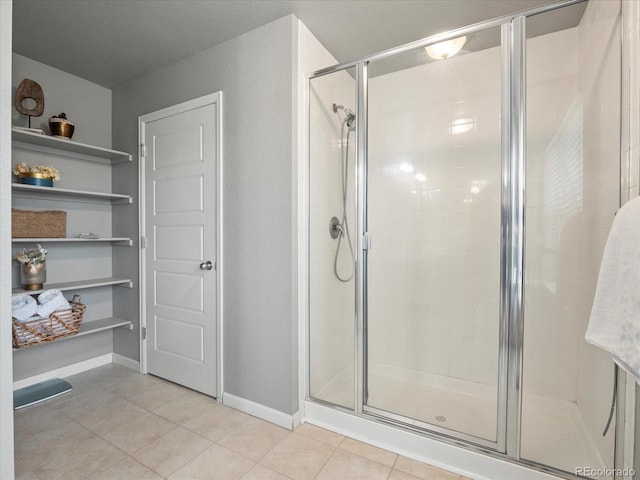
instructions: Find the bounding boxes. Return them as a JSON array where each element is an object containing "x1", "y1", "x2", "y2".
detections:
[{"x1": 14, "y1": 364, "x2": 469, "y2": 480}]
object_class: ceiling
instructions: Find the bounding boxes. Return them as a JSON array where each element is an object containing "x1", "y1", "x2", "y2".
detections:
[{"x1": 13, "y1": 0, "x2": 569, "y2": 89}]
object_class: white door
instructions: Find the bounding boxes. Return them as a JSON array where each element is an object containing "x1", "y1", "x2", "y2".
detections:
[{"x1": 141, "y1": 95, "x2": 220, "y2": 397}]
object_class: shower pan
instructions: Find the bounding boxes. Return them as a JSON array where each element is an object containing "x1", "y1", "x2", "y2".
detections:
[{"x1": 307, "y1": 0, "x2": 626, "y2": 479}]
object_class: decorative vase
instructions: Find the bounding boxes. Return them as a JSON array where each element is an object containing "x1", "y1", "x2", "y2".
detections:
[
  {"x1": 19, "y1": 172, "x2": 53, "y2": 187},
  {"x1": 21, "y1": 260, "x2": 46, "y2": 290}
]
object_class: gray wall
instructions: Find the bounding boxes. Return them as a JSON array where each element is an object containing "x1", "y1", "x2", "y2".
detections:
[
  {"x1": 112, "y1": 15, "x2": 299, "y2": 415},
  {"x1": 12, "y1": 54, "x2": 112, "y2": 148}
]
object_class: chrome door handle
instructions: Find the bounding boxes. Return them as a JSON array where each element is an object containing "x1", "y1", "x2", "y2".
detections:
[{"x1": 200, "y1": 260, "x2": 213, "y2": 271}]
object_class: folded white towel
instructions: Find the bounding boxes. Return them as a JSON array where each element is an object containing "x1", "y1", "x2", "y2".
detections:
[
  {"x1": 585, "y1": 196, "x2": 640, "y2": 379},
  {"x1": 12, "y1": 294, "x2": 38, "y2": 322},
  {"x1": 36, "y1": 289, "x2": 70, "y2": 318}
]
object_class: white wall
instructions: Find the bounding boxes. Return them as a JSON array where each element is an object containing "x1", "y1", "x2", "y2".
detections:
[
  {"x1": 0, "y1": 2, "x2": 14, "y2": 478},
  {"x1": 113, "y1": 15, "x2": 300, "y2": 416}
]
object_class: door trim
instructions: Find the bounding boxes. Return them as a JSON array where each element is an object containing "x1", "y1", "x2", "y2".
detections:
[{"x1": 138, "y1": 91, "x2": 223, "y2": 399}]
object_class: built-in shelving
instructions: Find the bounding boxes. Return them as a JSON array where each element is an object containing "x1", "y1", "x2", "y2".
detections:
[
  {"x1": 12, "y1": 183, "x2": 131, "y2": 204},
  {"x1": 12, "y1": 237, "x2": 133, "y2": 246},
  {"x1": 11, "y1": 127, "x2": 134, "y2": 350},
  {"x1": 12, "y1": 128, "x2": 131, "y2": 164},
  {"x1": 13, "y1": 317, "x2": 133, "y2": 351},
  {"x1": 12, "y1": 277, "x2": 132, "y2": 295}
]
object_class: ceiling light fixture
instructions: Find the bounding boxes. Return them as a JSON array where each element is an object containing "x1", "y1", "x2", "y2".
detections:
[{"x1": 425, "y1": 36, "x2": 467, "y2": 60}]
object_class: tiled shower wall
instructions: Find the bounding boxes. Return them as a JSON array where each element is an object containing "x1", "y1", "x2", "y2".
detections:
[
  {"x1": 308, "y1": 68, "x2": 356, "y2": 406},
  {"x1": 366, "y1": 43, "x2": 502, "y2": 388},
  {"x1": 523, "y1": 25, "x2": 581, "y2": 403},
  {"x1": 575, "y1": 0, "x2": 621, "y2": 466}
]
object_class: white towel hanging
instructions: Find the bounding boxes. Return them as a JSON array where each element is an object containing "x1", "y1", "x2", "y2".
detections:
[{"x1": 585, "y1": 196, "x2": 640, "y2": 380}]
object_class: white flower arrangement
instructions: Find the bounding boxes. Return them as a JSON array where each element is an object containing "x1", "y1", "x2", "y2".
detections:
[
  {"x1": 15, "y1": 244, "x2": 47, "y2": 266},
  {"x1": 13, "y1": 163, "x2": 61, "y2": 181}
]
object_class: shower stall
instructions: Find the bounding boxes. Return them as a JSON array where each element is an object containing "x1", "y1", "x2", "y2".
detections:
[{"x1": 306, "y1": 0, "x2": 627, "y2": 478}]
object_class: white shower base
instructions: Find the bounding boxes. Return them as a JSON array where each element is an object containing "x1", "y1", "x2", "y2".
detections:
[{"x1": 312, "y1": 363, "x2": 607, "y2": 476}]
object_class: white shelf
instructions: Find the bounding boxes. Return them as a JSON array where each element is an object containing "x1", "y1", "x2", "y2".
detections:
[
  {"x1": 12, "y1": 183, "x2": 132, "y2": 204},
  {"x1": 12, "y1": 277, "x2": 133, "y2": 295},
  {"x1": 12, "y1": 237, "x2": 132, "y2": 246},
  {"x1": 12, "y1": 128, "x2": 131, "y2": 164},
  {"x1": 13, "y1": 317, "x2": 133, "y2": 351}
]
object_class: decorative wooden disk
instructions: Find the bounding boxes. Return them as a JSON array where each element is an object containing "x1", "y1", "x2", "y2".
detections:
[{"x1": 15, "y1": 79, "x2": 44, "y2": 116}]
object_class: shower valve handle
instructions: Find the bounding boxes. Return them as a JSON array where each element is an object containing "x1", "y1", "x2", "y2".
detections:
[{"x1": 329, "y1": 217, "x2": 343, "y2": 239}]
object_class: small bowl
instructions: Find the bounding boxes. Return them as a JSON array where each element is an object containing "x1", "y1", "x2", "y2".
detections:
[{"x1": 49, "y1": 118, "x2": 75, "y2": 139}]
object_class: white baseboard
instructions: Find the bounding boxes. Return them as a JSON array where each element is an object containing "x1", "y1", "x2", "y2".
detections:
[
  {"x1": 223, "y1": 392, "x2": 294, "y2": 430},
  {"x1": 13, "y1": 353, "x2": 112, "y2": 390},
  {"x1": 112, "y1": 353, "x2": 140, "y2": 372},
  {"x1": 292, "y1": 410, "x2": 302, "y2": 428}
]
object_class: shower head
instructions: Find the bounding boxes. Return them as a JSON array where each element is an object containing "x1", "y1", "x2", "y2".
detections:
[{"x1": 333, "y1": 103, "x2": 355, "y2": 128}]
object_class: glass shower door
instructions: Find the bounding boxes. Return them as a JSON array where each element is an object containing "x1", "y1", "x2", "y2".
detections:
[{"x1": 363, "y1": 26, "x2": 504, "y2": 446}]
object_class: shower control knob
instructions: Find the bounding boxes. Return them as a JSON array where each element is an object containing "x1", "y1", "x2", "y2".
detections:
[
  {"x1": 200, "y1": 260, "x2": 214, "y2": 271},
  {"x1": 329, "y1": 217, "x2": 342, "y2": 239}
]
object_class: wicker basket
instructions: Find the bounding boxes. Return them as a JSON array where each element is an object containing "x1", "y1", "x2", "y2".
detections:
[
  {"x1": 12, "y1": 295, "x2": 85, "y2": 348},
  {"x1": 12, "y1": 208, "x2": 66, "y2": 238}
]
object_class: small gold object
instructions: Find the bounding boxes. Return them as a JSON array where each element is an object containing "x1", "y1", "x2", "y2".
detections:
[{"x1": 49, "y1": 118, "x2": 75, "y2": 139}]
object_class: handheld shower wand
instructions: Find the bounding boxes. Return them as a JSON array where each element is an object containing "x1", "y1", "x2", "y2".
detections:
[{"x1": 330, "y1": 102, "x2": 356, "y2": 282}]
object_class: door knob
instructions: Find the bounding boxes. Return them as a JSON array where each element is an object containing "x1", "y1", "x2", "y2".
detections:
[{"x1": 200, "y1": 260, "x2": 213, "y2": 271}]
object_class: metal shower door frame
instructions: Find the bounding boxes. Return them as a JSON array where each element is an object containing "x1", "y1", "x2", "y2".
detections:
[{"x1": 351, "y1": 19, "x2": 516, "y2": 455}]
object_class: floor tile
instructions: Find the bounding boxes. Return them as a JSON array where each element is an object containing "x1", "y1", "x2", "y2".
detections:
[
  {"x1": 241, "y1": 464, "x2": 291, "y2": 480},
  {"x1": 182, "y1": 403, "x2": 251, "y2": 442},
  {"x1": 294, "y1": 422, "x2": 344, "y2": 448},
  {"x1": 259, "y1": 432, "x2": 335, "y2": 480},
  {"x1": 316, "y1": 449, "x2": 391, "y2": 480},
  {"x1": 32, "y1": 435, "x2": 125, "y2": 480},
  {"x1": 69, "y1": 395, "x2": 147, "y2": 436},
  {"x1": 217, "y1": 416, "x2": 290, "y2": 460},
  {"x1": 62, "y1": 373, "x2": 103, "y2": 398},
  {"x1": 12, "y1": 365, "x2": 476, "y2": 480},
  {"x1": 90, "y1": 457, "x2": 164, "y2": 480},
  {"x1": 115, "y1": 376, "x2": 187, "y2": 411},
  {"x1": 15, "y1": 419, "x2": 95, "y2": 469},
  {"x1": 152, "y1": 389, "x2": 217, "y2": 425},
  {"x1": 389, "y1": 470, "x2": 424, "y2": 480},
  {"x1": 14, "y1": 458, "x2": 38, "y2": 480},
  {"x1": 13, "y1": 406, "x2": 73, "y2": 446},
  {"x1": 394, "y1": 456, "x2": 461, "y2": 479},
  {"x1": 58, "y1": 388, "x2": 120, "y2": 421},
  {"x1": 82, "y1": 364, "x2": 139, "y2": 387},
  {"x1": 102, "y1": 412, "x2": 176, "y2": 454},
  {"x1": 168, "y1": 444, "x2": 255, "y2": 480},
  {"x1": 133, "y1": 426, "x2": 212, "y2": 477},
  {"x1": 338, "y1": 436, "x2": 398, "y2": 467}
]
